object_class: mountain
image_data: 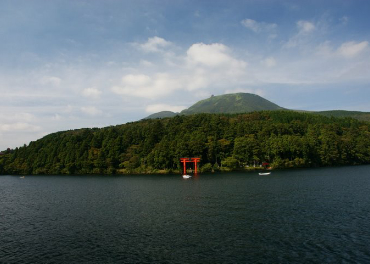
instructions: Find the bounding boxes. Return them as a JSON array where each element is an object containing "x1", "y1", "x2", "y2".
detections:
[
  {"x1": 144, "y1": 111, "x2": 178, "y2": 119},
  {"x1": 181, "y1": 93, "x2": 284, "y2": 114},
  {"x1": 145, "y1": 93, "x2": 284, "y2": 119},
  {"x1": 145, "y1": 92, "x2": 370, "y2": 122}
]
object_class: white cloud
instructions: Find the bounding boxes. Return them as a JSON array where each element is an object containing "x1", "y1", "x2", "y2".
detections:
[
  {"x1": 122, "y1": 74, "x2": 151, "y2": 87},
  {"x1": 40, "y1": 76, "x2": 62, "y2": 86},
  {"x1": 140, "y1": 60, "x2": 154, "y2": 67},
  {"x1": 0, "y1": 122, "x2": 41, "y2": 132},
  {"x1": 187, "y1": 43, "x2": 230, "y2": 67},
  {"x1": 82, "y1": 87, "x2": 101, "y2": 99},
  {"x1": 337, "y1": 41, "x2": 368, "y2": 58},
  {"x1": 111, "y1": 73, "x2": 181, "y2": 98},
  {"x1": 106, "y1": 61, "x2": 117, "y2": 66},
  {"x1": 63, "y1": 105, "x2": 74, "y2": 113},
  {"x1": 187, "y1": 43, "x2": 247, "y2": 69},
  {"x1": 283, "y1": 20, "x2": 316, "y2": 49},
  {"x1": 0, "y1": 112, "x2": 35, "y2": 122},
  {"x1": 145, "y1": 104, "x2": 186, "y2": 113},
  {"x1": 80, "y1": 106, "x2": 102, "y2": 116},
  {"x1": 138, "y1": 36, "x2": 172, "y2": 53},
  {"x1": 241, "y1": 19, "x2": 277, "y2": 33},
  {"x1": 183, "y1": 69, "x2": 210, "y2": 91},
  {"x1": 315, "y1": 40, "x2": 369, "y2": 59},
  {"x1": 256, "y1": 37, "x2": 370, "y2": 84},
  {"x1": 297, "y1": 20, "x2": 315, "y2": 34},
  {"x1": 315, "y1": 41, "x2": 333, "y2": 56},
  {"x1": 260, "y1": 57, "x2": 277, "y2": 68},
  {"x1": 185, "y1": 43, "x2": 249, "y2": 90},
  {"x1": 135, "y1": 37, "x2": 179, "y2": 66},
  {"x1": 340, "y1": 16, "x2": 349, "y2": 25},
  {"x1": 52, "y1": 114, "x2": 61, "y2": 121},
  {"x1": 193, "y1": 90, "x2": 212, "y2": 99},
  {"x1": 112, "y1": 42, "x2": 249, "y2": 100}
]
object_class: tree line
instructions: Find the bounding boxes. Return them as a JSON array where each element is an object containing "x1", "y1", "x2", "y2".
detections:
[{"x1": 1, "y1": 111, "x2": 370, "y2": 175}]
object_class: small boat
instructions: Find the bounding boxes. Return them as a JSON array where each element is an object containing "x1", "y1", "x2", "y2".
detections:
[
  {"x1": 20, "y1": 176, "x2": 25, "y2": 179},
  {"x1": 182, "y1": 175, "x2": 192, "y2": 179},
  {"x1": 259, "y1": 172, "x2": 271, "y2": 175}
]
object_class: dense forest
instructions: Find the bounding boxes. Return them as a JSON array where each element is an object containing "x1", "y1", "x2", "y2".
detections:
[{"x1": 1, "y1": 111, "x2": 370, "y2": 175}]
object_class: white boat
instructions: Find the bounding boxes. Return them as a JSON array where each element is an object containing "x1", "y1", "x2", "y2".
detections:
[
  {"x1": 182, "y1": 175, "x2": 192, "y2": 179},
  {"x1": 259, "y1": 172, "x2": 271, "y2": 175}
]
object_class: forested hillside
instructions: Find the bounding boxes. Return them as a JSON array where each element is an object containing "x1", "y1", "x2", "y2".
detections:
[
  {"x1": 1, "y1": 111, "x2": 370, "y2": 175},
  {"x1": 315, "y1": 110, "x2": 370, "y2": 122}
]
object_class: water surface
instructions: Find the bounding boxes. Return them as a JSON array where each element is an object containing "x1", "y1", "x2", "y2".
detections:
[{"x1": 1, "y1": 166, "x2": 370, "y2": 263}]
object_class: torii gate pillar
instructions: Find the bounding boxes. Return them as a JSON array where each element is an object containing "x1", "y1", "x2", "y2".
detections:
[{"x1": 180, "y1": 157, "x2": 201, "y2": 174}]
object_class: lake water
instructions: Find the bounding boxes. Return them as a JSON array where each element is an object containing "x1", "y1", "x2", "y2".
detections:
[{"x1": 1, "y1": 166, "x2": 370, "y2": 263}]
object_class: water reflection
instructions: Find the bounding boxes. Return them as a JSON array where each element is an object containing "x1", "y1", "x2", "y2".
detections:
[{"x1": 1, "y1": 166, "x2": 370, "y2": 263}]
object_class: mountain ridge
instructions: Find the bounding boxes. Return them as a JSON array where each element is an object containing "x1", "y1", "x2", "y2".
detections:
[
  {"x1": 144, "y1": 92, "x2": 284, "y2": 119},
  {"x1": 181, "y1": 93, "x2": 284, "y2": 114},
  {"x1": 144, "y1": 92, "x2": 370, "y2": 122}
]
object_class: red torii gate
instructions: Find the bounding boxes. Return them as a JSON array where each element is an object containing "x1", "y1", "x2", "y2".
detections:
[{"x1": 180, "y1": 157, "x2": 201, "y2": 175}]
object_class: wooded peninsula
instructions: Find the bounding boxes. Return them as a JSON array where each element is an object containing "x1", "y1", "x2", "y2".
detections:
[{"x1": 1, "y1": 110, "x2": 370, "y2": 175}]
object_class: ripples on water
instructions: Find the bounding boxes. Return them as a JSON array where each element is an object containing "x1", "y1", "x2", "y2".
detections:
[{"x1": 1, "y1": 166, "x2": 370, "y2": 263}]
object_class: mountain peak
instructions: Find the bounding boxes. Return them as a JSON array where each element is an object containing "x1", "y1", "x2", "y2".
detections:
[
  {"x1": 180, "y1": 92, "x2": 283, "y2": 115},
  {"x1": 144, "y1": 92, "x2": 284, "y2": 119}
]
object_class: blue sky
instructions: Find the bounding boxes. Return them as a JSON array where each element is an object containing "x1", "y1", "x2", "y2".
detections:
[{"x1": 1, "y1": 0, "x2": 370, "y2": 150}]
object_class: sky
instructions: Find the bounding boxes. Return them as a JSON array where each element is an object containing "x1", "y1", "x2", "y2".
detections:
[{"x1": 1, "y1": 0, "x2": 370, "y2": 150}]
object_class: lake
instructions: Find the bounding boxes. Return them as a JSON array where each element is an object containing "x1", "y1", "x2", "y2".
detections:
[{"x1": 1, "y1": 166, "x2": 370, "y2": 263}]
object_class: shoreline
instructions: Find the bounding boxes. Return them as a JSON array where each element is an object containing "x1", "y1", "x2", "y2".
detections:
[{"x1": 2, "y1": 164, "x2": 369, "y2": 176}]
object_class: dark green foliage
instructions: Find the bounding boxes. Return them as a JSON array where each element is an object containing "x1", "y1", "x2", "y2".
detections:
[
  {"x1": 315, "y1": 110, "x2": 370, "y2": 122},
  {"x1": 2, "y1": 111, "x2": 370, "y2": 175}
]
